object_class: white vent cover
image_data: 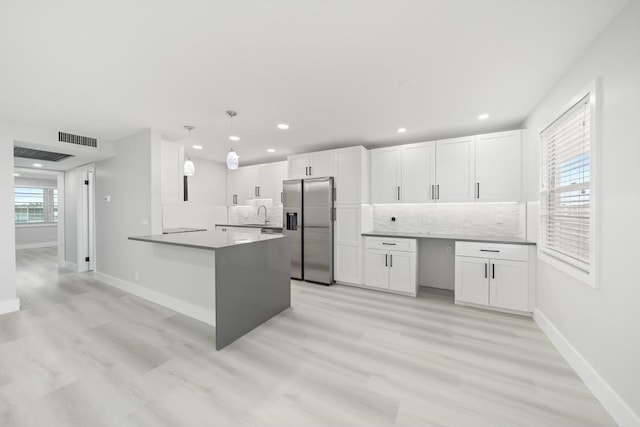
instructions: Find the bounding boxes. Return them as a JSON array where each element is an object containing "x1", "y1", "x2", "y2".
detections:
[{"x1": 58, "y1": 131, "x2": 98, "y2": 148}]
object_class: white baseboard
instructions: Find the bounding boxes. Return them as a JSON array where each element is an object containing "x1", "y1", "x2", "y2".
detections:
[
  {"x1": 15, "y1": 241, "x2": 57, "y2": 250},
  {"x1": 534, "y1": 308, "x2": 640, "y2": 427},
  {"x1": 0, "y1": 298, "x2": 20, "y2": 315},
  {"x1": 63, "y1": 261, "x2": 78, "y2": 272},
  {"x1": 92, "y1": 271, "x2": 215, "y2": 326}
]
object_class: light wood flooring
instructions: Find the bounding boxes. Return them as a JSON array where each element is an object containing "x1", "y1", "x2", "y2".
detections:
[{"x1": 0, "y1": 247, "x2": 616, "y2": 426}]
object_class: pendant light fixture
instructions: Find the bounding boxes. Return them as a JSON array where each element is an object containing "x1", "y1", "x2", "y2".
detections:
[
  {"x1": 183, "y1": 125, "x2": 196, "y2": 176},
  {"x1": 226, "y1": 110, "x2": 239, "y2": 170}
]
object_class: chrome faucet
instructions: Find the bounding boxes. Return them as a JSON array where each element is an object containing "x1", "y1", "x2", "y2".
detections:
[{"x1": 257, "y1": 205, "x2": 269, "y2": 224}]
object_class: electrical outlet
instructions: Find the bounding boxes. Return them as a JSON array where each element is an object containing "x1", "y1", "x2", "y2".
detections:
[
  {"x1": 496, "y1": 215, "x2": 504, "y2": 224},
  {"x1": 104, "y1": 195, "x2": 111, "y2": 202},
  {"x1": 391, "y1": 216, "x2": 396, "y2": 222}
]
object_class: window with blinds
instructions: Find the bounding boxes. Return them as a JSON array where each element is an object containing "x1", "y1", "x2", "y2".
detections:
[
  {"x1": 14, "y1": 187, "x2": 58, "y2": 224},
  {"x1": 540, "y1": 93, "x2": 592, "y2": 273}
]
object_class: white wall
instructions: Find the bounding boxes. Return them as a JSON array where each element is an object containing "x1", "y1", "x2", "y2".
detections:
[
  {"x1": 94, "y1": 129, "x2": 161, "y2": 281},
  {"x1": 0, "y1": 139, "x2": 18, "y2": 314},
  {"x1": 162, "y1": 156, "x2": 228, "y2": 230},
  {"x1": 524, "y1": 1, "x2": 640, "y2": 423},
  {"x1": 15, "y1": 225, "x2": 57, "y2": 249},
  {"x1": 14, "y1": 177, "x2": 57, "y2": 188}
]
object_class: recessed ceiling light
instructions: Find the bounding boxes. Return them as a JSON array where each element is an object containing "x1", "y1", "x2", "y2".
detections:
[
  {"x1": 229, "y1": 135, "x2": 240, "y2": 141},
  {"x1": 33, "y1": 163, "x2": 43, "y2": 168},
  {"x1": 267, "y1": 148, "x2": 276, "y2": 153},
  {"x1": 478, "y1": 113, "x2": 490, "y2": 120},
  {"x1": 13, "y1": 173, "x2": 20, "y2": 177},
  {"x1": 192, "y1": 144, "x2": 203, "y2": 150},
  {"x1": 397, "y1": 128, "x2": 407, "y2": 133},
  {"x1": 277, "y1": 124, "x2": 289, "y2": 130}
]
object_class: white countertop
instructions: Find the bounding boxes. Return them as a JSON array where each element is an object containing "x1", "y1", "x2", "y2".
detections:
[
  {"x1": 129, "y1": 230, "x2": 286, "y2": 250},
  {"x1": 362, "y1": 231, "x2": 536, "y2": 245}
]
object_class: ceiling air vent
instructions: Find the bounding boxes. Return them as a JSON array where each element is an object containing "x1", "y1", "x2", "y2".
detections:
[
  {"x1": 14, "y1": 146, "x2": 73, "y2": 162},
  {"x1": 58, "y1": 131, "x2": 98, "y2": 148}
]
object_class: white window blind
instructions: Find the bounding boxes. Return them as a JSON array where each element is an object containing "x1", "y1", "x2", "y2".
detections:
[{"x1": 540, "y1": 93, "x2": 592, "y2": 272}]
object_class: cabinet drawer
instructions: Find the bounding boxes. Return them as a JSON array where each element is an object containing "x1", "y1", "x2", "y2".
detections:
[
  {"x1": 366, "y1": 237, "x2": 416, "y2": 252},
  {"x1": 455, "y1": 241, "x2": 528, "y2": 261}
]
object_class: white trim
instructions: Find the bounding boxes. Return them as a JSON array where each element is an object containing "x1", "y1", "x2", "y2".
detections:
[
  {"x1": 534, "y1": 308, "x2": 640, "y2": 427},
  {"x1": 538, "y1": 78, "x2": 599, "y2": 289},
  {"x1": 16, "y1": 241, "x2": 57, "y2": 250},
  {"x1": 63, "y1": 261, "x2": 78, "y2": 272},
  {"x1": 0, "y1": 298, "x2": 20, "y2": 315},
  {"x1": 15, "y1": 223, "x2": 58, "y2": 228},
  {"x1": 92, "y1": 271, "x2": 215, "y2": 326},
  {"x1": 57, "y1": 171, "x2": 66, "y2": 272}
]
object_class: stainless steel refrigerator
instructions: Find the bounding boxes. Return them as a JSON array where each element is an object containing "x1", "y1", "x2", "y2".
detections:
[{"x1": 283, "y1": 177, "x2": 334, "y2": 285}]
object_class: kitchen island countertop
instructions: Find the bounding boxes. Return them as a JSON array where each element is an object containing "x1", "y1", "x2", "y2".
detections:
[{"x1": 129, "y1": 229, "x2": 285, "y2": 250}]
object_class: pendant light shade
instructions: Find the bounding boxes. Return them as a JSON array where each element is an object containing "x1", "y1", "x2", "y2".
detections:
[
  {"x1": 183, "y1": 125, "x2": 196, "y2": 176},
  {"x1": 226, "y1": 149, "x2": 239, "y2": 170},
  {"x1": 184, "y1": 158, "x2": 195, "y2": 176},
  {"x1": 226, "y1": 110, "x2": 239, "y2": 170}
]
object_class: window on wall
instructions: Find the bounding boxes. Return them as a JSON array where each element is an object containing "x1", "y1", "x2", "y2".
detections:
[
  {"x1": 540, "y1": 91, "x2": 595, "y2": 278},
  {"x1": 14, "y1": 187, "x2": 58, "y2": 224}
]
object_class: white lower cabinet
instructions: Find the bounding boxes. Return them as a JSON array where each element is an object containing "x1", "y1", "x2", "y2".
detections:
[
  {"x1": 364, "y1": 237, "x2": 417, "y2": 296},
  {"x1": 454, "y1": 241, "x2": 532, "y2": 314}
]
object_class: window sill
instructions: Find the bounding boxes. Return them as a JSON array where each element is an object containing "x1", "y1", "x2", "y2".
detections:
[
  {"x1": 15, "y1": 223, "x2": 58, "y2": 228},
  {"x1": 538, "y1": 250, "x2": 597, "y2": 288}
]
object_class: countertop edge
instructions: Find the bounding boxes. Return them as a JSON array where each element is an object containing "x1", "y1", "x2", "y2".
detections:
[
  {"x1": 362, "y1": 231, "x2": 536, "y2": 246},
  {"x1": 215, "y1": 223, "x2": 283, "y2": 230},
  {"x1": 128, "y1": 236, "x2": 218, "y2": 251}
]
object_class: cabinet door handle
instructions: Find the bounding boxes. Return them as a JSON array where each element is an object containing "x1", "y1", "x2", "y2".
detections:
[
  {"x1": 385, "y1": 254, "x2": 388, "y2": 267},
  {"x1": 480, "y1": 249, "x2": 500, "y2": 253},
  {"x1": 436, "y1": 184, "x2": 440, "y2": 200},
  {"x1": 492, "y1": 263, "x2": 495, "y2": 279},
  {"x1": 258, "y1": 186, "x2": 261, "y2": 197},
  {"x1": 390, "y1": 254, "x2": 393, "y2": 267},
  {"x1": 484, "y1": 263, "x2": 488, "y2": 278},
  {"x1": 333, "y1": 187, "x2": 336, "y2": 201},
  {"x1": 233, "y1": 194, "x2": 237, "y2": 204},
  {"x1": 397, "y1": 186, "x2": 401, "y2": 201},
  {"x1": 382, "y1": 242, "x2": 396, "y2": 246},
  {"x1": 476, "y1": 182, "x2": 480, "y2": 199},
  {"x1": 281, "y1": 192, "x2": 284, "y2": 203},
  {"x1": 431, "y1": 184, "x2": 435, "y2": 200},
  {"x1": 309, "y1": 166, "x2": 312, "y2": 175}
]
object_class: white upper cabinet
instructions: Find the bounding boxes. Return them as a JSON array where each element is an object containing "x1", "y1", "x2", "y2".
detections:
[
  {"x1": 475, "y1": 130, "x2": 522, "y2": 202},
  {"x1": 287, "y1": 154, "x2": 310, "y2": 179},
  {"x1": 237, "y1": 166, "x2": 260, "y2": 203},
  {"x1": 259, "y1": 161, "x2": 287, "y2": 203},
  {"x1": 227, "y1": 161, "x2": 287, "y2": 206},
  {"x1": 401, "y1": 142, "x2": 436, "y2": 203},
  {"x1": 309, "y1": 151, "x2": 336, "y2": 177},
  {"x1": 335, "y1": 146, "x2": 369, "y2": 205},
  {"x1": 287, "y1": 150, "x2": 336, "y2": 179},
  {"x1": 435, "y1": 136, "x2": 476, "y2": 203},
  {"x1": 370, "y1": 146, "x2": 401, "y2": 203},
  {"x1": 370, "y1": 142, "x2": 435, "y2": 204}
]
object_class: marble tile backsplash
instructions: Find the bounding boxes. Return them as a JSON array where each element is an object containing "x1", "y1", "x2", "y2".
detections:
[
  {"x1": 373, "y1": 203, "x2": 525, "y2": 238},
  {"x1": 227, "y1": 205, "x2": 283, "y2": 227}
]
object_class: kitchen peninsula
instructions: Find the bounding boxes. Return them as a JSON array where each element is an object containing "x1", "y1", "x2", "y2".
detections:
[{"x1": 128, "y1": 230, "x2": 290, "y2": 350}]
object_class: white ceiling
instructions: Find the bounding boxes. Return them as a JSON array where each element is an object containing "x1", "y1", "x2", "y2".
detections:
[{"x1": 0, "y1": 0, "x2": 628, "y2": 165}]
